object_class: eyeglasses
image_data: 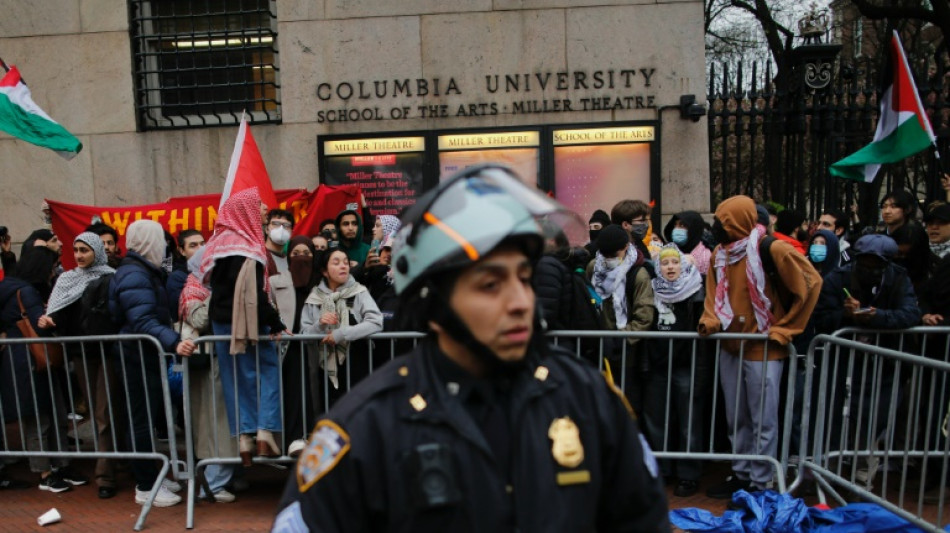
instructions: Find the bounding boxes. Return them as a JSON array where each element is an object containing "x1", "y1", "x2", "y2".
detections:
[
  {"x1": 269, "y1": 220, "x2": 292, "y2": 229},
  {"x1": 630, "y1": 218, "x2": 649, "y2": 224}
]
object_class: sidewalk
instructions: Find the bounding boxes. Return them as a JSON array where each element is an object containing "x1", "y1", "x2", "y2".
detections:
[{"x1": 0, "y1": 457, "x2": 284, "y2": 532}]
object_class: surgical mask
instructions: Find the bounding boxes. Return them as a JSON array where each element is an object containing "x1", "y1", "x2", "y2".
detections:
[
  {"x1": 671, "y1": 228, "x2": 688, "y2": 245},
  {"x1": 604, "y1": 257, "x2": 622, "y2": 270},
  {"x1": 809, "y1": 244, "x2": 827, "y2": 263},
  {"x1": 269, "y1": 227, "x2": 291, "y2": 246},
  {"x1": 631, "y1": 222, "x2": 649, "y2": 240}
]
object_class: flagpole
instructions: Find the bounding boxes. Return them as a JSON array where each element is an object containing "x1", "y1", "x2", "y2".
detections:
[{"x1": 0, "y1": 57, "x2": 9, "y2": 73}]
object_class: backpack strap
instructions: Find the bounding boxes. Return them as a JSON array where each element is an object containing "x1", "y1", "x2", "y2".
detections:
[{"x1": 758, "y1": 235, "x2": 793, "y2": 311}]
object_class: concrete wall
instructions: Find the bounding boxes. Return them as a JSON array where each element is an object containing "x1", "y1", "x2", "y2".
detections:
[{"x1": 0, "y1": 0, "x2": 708, "y2": 241}]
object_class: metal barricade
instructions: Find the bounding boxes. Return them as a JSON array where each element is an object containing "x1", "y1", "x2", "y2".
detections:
[
  {"x1": 182, "y1": 331, "x2": 426, "y2": 529},
  {"x1": 0, "y1": 334, "x2": 180, "y2": 531},
  {"x1": 547, "y1": 330, "x2": 797, "y2": 493},
  {"x1": 792, "y1": 328, "x2": 950, "y2": 533}
]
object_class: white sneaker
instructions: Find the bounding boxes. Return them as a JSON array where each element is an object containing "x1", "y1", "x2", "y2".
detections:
[
  {"x1": 213, "y1": 489, "x2": 236, "y2": 503},
  {"x1": 135, "y1": 485, "x2": 182, "y2": 507},
  {"x1": 288, "y1": 439, "x2": 307, "y2": 458},
  {"x1": 162, "y1": 478, "x2": 182, "y2": 493}
]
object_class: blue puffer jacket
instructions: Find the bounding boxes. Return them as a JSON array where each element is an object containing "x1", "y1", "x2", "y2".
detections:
[
  {"x1": 0, "y1": 277, "x2": 53, "y2": 421},
  {"x1": 109, "y1": 251, "x2": 180, "y2": 355}
]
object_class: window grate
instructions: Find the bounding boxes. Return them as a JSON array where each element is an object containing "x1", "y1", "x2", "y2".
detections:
[{"x1": 129, "y1": 0, "x2": 280, "y2": 130}]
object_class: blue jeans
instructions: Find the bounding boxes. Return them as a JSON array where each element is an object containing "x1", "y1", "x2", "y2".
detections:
[
  {"x1": 212, "y1": 321, "x2": 281, "y2": 436},
  {"x1": 200, "y1": 464, "x2": 234, "y2": 497}
]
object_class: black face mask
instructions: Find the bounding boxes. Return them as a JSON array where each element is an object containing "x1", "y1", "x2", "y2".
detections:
[
  {"x1": 854, "y1": 264, "x2": 885, "y2": 288},
  {"x1": 711, "y1": 219, "x2": 731, "y2": 245},
  {"x1": 630, "y1": 222, "x2": 649, "y2": 240},
  {"x1": 589, "y1": 228, "x2": 602, "y2": 243}
]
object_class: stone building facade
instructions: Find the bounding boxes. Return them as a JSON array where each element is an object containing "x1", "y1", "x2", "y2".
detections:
[{"x1": 0, "y1": 0, "x2": 708, "y2": 240}]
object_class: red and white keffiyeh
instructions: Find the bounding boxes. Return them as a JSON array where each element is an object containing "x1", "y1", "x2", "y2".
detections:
[
  {"x1": 712, "y1": 225, "x2": 773, "y2": 332},
  {"x1": 199, "y1": 187, "x2": 270, "y2": 290}
]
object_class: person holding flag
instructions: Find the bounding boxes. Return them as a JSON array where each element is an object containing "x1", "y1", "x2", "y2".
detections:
[{"x1": 830, "y1": 31, "x2": 938, "y2": 183}]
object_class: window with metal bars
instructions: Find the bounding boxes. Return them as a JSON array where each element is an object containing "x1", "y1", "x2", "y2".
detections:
[{"x1": 129, "y1": 0, "x2": 280, "y2": 130}]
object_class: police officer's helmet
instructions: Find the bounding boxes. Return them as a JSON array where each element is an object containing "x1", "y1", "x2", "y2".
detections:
[{"x1": 392, "y1": 164, "x2": 584, "y2": 299}]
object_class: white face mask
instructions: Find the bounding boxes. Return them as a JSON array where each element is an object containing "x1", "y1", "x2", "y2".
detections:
[
  {"x1": 269, "y1": 227, "x2": 291, "y2": 246},
  {"x1": 605, "y1": 257, "x2": 622, "y2": 270}
]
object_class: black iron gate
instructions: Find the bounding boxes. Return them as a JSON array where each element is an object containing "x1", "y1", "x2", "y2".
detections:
[{"x1": 708, "y1": 56, "x2": 950, "y2": 224}]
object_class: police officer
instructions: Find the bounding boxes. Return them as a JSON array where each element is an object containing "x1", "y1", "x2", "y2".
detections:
[{"x1": 273, "y1": 165, "x2": 669, "y2": 532}]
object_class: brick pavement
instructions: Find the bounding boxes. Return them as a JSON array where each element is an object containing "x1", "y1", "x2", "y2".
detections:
[{"x1": 1, "y1": 457, "x2": 945, "y2": 531}]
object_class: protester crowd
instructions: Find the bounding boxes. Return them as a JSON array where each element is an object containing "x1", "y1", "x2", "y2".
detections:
[{"x1": 1, "y1": 182, "x2": 949, "y2": 508}]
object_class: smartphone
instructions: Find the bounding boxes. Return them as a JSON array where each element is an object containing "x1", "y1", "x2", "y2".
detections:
[{"x1": 853, "y1": 307, "x2": 873, "y2": 314}]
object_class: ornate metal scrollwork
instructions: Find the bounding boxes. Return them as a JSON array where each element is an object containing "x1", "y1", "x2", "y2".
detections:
[{"x1": 804, "y1": 59, "x2": 835, "y2": 90}]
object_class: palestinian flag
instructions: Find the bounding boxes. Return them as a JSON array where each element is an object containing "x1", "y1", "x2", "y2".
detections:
[
  {"x1": 0, "y1": 64, "x2": 82, "y2": 159},
  {"x1": 830, "y1": 31, "x2": 935, "y2": 182}
]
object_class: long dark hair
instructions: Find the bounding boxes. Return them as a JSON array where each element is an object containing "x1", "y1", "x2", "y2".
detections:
[{"x1": 14, "y1": 247, "x2": 59, "y2": 302}]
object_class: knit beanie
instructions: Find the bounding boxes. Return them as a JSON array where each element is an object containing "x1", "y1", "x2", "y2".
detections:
[{"x1": 596, "y1": 224, "x2": 630, "y2": 256}]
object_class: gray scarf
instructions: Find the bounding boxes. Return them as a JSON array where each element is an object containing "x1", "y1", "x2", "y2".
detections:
[{"x1": 305, "y1": 278, "x2": 367, "y2": 388}]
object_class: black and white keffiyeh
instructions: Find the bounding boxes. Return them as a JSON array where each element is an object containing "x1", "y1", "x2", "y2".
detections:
[{"x1": 46, "y1": 232, "x2": 115, "y2": 315}]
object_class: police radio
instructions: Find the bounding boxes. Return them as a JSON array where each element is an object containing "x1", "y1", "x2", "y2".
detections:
[{"x1": 406, "y1": 443, "x2": 461, "y2": 509}]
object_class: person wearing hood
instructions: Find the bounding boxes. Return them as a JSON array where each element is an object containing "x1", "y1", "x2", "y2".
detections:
[
  {"x1": 38, "y1": 233, "x2": 116, "y2": 498},
  {"x1": 0, "y1": 248, "x2": 88, "y2": 494},
  {"x1": 643, "y1": 244, "x2": 707, "y2": 498},
  {"x1": 588, "y1": 224, "x2": 656, "y2": 414},
  {"x1": 813, "y1": 234, "x2": 920, "y2": 483},
  {"x1": 335, "y1": 209, "x2": 371, "y2": 267},
  {"x1": 300, "y1": 247, "x2": 383, "y2": 408},
  {"x1": 360, "y1": 216, "x2": 401, "y2": 327},
  {"x1": 585, "y1": 209, "x2": 611, "y2": 255},
  {"x1": 109, "y1": 219, "x2": 196, "y2": 507},
  {"x1": 807, "y1": 229, "x2": 841, "y2": 278},
  {"x1": 698, "y1": 195, "x2": 821, "y2": 499},
  {"x1": 663, "y1": 210, "x2": 712, "y2": 275},
  {"x1": 200, "y1": 188, "x2": 287, "y2": 470}
]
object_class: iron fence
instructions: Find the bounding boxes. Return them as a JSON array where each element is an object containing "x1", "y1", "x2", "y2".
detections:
[{"x1": 708, "y1": 58, "x2": 950, "y2": 223}]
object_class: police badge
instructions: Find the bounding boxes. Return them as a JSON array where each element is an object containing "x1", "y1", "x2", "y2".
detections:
[{"x1": 548, "y1": 417, "x2": 584, "y2": 468}]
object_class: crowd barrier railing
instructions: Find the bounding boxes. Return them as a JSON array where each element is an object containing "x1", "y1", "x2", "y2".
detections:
[
  {"x1": 182, "y1": 331, "x2": 426, "y2": 529},
  {"x1": 547, "y1": 330, "x2": 797, "y2": 492},
  {"x1": 792, "y1": 327, "x2": 950, "y2": 533},
  {"x1": 17, "y1": 328, "x2": 933, "y2": 530},
  {"x1": 0, "y1": 334, "x2": 180, "y2": 531}
]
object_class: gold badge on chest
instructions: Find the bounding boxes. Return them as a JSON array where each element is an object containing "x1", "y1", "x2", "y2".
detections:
[{"x1": 548, "y1": 417, "x2": 584, "y2": 468}]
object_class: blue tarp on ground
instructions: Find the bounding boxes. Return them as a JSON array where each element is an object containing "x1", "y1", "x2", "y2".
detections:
[{"x1": 670, "y1": 490, "x2": 931, "y2": 532}]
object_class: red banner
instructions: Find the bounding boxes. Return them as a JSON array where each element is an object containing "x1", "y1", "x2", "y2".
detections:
[{"x1": 48, "y1": 186, "x2": 362, "y2": 270}]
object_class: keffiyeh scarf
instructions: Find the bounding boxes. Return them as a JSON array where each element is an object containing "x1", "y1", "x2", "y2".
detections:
[
  {"x1": 930, "y1": 240, "x2": 950, "y2": 260},
  {"x1": 46, "y1": 232, "x2": 115, "y2": 315},
  {"x1": 199, "y1": 187, "x2": 271, "y2": 292},
  {"x1": 712, "y1": 225, "x2": 773, "y2": 331},
  {"x1": 591, "y1": 243, "x2": 639, "y2": 329}
]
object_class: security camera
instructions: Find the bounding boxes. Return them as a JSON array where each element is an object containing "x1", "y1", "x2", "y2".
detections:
[{"x1": 679, "y1": 94, "x2": 706, "y2": 122}]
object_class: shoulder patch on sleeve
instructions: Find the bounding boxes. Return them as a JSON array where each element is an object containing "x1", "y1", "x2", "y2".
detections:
[
  {"x1": 296, "y1": 420, "x2": 351, "y2": 493},
  {"x1": 272, "y1": 501, "x2": 308, "y2": 533}
]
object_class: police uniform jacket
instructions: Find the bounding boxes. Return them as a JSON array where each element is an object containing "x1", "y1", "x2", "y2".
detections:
[{"x1": 274, "y1": 339, "x2": 669, "y2": 533}]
